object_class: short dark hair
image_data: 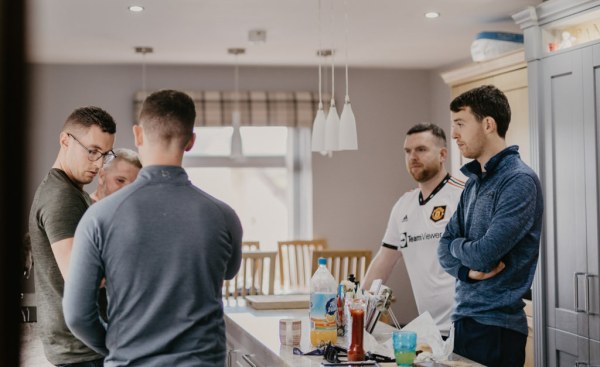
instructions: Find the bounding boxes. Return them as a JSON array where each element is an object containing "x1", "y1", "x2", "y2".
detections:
[
  {"x1": 407, "y1": 122, "x2": 447, "y2": 147},
  {"x1": 139, "y1": 90, "x2": 196, "y2": 148},
  {"x1": 62, "y1": 106, "x2": 116, "y2": 134},
  {"x1": 450, "y1": 85, "x2": 511, "y2": 138}
]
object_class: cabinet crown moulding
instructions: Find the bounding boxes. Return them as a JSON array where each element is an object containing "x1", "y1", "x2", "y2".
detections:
[
  {"x1": 440, "y1": 50, "x2": 525, "y2": 86},
  {"x1": 514, "y1": 0, "x2": 600, "y2": 29}
]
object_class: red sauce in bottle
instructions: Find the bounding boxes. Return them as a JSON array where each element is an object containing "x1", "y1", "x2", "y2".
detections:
[
  {"x1": 337, "y1": 294, "x2": 344, "y2": 336},
  {"x1": 347, "y1": 308, "x2": 365, "y2": 361}
]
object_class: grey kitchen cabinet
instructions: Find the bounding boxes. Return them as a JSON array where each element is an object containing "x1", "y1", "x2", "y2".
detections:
[
  {"x1": 539, "y1": 41, "x2": 600, "y2": 367},
  {"x1": 540, "y1": 45, "x2": 587, "y2": 339},
  {"x1": 515, "y1": 1, "x2": 600, "y2": 366},
  {"x1": 547, "y1": 328, "x2": 590, "y2": 367},
  {"x1": 587, "y1": 43, "x2": 600, "y2": 348}
]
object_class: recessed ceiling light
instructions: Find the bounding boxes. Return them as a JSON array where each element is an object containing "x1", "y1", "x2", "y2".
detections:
[
  {"x1": 425, "y1": 12, "x2": 440, "y2": 19},
  {"x1": 128, "y1": 5, "x2": 144, "y2": 13}
]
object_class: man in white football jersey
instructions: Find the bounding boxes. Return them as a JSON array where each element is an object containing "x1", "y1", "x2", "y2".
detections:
[{"x1": 363, "y1": 123, "x2": 464, "y2": 335}]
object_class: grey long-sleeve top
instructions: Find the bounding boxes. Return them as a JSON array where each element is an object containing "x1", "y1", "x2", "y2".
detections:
[{"x1": 64, "y1": 165, "x2": 242, "y2": 366}]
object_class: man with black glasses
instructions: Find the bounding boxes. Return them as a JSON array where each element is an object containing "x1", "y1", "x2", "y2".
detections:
[
  {"x1": 29, "y1": 106, "x2": 116, "y2": 367},
  {"x1": 64, "y1": 90, "x2": 242, "y2": 366}
]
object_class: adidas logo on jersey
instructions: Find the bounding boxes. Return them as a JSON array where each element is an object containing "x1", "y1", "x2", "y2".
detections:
[{"x1": 402, "y1": 215, "x2": 408, "y2": 222}]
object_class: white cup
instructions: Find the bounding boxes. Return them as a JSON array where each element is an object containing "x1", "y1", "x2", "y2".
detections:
[{"x1": 279, "y1": 319, "x2": 302, "y2": 346}]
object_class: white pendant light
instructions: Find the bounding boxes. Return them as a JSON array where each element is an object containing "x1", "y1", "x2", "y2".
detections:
[
  {"x1": 324, "y1": 96, "x2": 340, "y2": 151},
  {"x1": 228, "y1": 48, "x2": 245, "y2": 161},
  {"x1": 339, "y1": 98, "x2": 357, "y2": 150},
  {"x1": 231, "y1": 110, "x2": 243, "y2": 160},
  {"x1": 311, "y1": 102, "x2": 326, "y2": 152},
  {"x1": 338, "y1": 1, "x2": 357, "y2": 151}
]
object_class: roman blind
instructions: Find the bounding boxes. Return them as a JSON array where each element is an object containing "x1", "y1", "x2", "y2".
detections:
[{"x1": 134, "y1": 91, "x2": 330, "y2": 128}]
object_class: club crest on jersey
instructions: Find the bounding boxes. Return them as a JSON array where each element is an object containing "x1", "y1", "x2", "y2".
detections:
[{"x1": 430, "y1": 205, "x2": 446, "y2": 223}]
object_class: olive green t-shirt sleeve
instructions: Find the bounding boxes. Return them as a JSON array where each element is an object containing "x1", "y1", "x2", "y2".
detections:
[{"x1": 39, "y1": 174, "x2": 90, "y2": 245}]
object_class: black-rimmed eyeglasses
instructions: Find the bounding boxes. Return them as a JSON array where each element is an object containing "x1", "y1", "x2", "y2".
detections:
[{"x1": 67, "y1": 133, "x2": 116, "y2": 162}]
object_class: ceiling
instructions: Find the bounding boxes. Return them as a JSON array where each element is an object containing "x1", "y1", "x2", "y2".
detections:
[{"x1": 27, "y1": 0, "x2": 542, "y2": 69}]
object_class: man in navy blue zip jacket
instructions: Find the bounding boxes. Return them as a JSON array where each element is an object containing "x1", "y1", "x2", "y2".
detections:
[{"x1": 438, "y1": 85, "x2": 543, "y2": 367}]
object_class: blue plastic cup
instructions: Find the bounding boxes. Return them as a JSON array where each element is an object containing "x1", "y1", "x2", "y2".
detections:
[{"x1": 392, "y1": 330, "x2": 417, "y2": 366}]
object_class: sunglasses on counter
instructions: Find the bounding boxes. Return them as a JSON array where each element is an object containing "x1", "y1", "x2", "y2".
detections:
[{"x1": 293, "y1": 343, "x2": 392, "y2": 365}]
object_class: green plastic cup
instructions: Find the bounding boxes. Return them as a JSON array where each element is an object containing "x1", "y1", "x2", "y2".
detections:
[{"x1": 392, "y1": 330, "x2": 417, "y2": 366}]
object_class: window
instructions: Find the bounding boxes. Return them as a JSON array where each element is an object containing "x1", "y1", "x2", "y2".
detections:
[
  {"x1": 186, "y1": 127, "x2": 287, "y2": 157},
  {"x1": 183, "y1": 126, "x2": 312, "y2": 251}
]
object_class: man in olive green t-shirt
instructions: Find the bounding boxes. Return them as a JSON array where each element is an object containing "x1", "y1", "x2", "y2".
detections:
[{"x1": 29, "y1": 106, "x2": 116, "y2": 366}]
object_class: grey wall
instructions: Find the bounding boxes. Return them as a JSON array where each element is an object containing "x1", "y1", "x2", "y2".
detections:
[
  {"x1": 28, "y1": 63, "x2": 454, "y2": 324},
  {"x1": 428, "y1": 68, "x2": 454, "y2": 163}
]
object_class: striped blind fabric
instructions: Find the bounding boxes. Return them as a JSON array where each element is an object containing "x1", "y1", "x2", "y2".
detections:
[{"x1": 134, "y1": 91, "x2": 331, "y2": 128}]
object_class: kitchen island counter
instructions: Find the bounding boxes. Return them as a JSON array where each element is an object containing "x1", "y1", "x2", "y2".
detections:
[{"x1": 224, "y1": 302, "x2": 483, "y2": 367}]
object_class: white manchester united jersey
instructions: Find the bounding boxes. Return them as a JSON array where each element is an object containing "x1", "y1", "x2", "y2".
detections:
[{"x1": 382, "y1": 175, "x2": 464, "y2": 333}]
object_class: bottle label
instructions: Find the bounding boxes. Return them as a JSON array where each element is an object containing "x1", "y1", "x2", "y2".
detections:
[{"x1": 310, "y1": 292, "x2": 337, "y2": 330}]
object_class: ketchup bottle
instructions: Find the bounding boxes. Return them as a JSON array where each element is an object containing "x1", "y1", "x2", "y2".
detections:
[{"x1": 347, "y1": 298, "x2": 366, "y2": 361}]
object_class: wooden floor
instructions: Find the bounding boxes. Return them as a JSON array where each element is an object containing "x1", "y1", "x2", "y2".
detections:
[{"x1": 20, "y1": 323, "x2": 54, "y2": 367}]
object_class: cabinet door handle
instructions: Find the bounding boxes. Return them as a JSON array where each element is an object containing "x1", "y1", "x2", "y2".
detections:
[
  {"x1": 227, "y1": 349, "x2": 239, "y2": 367},
  {"x1": 587, "y1": 274, "x2": 599, "y2": 316},
  {"x1": 575, "y1": 272, "x2": 586, "y2": 312},
  {"x1": 242, "y1": 354, "x2": 258, "y2": 367}
]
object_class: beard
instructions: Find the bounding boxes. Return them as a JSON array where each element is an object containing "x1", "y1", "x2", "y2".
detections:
[{"x1": 409, "y1": 165, "x2": 439, "y2": 183}]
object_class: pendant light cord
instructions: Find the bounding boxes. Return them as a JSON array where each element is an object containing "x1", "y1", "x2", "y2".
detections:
[
  {"x1": 135, "y1": 47, "x2": 153, "y2": 100},
  {"x1": 318, "y1": 0, "x2": 323, "y2": 108},
  {"x1": 142, "y1": 52, "x2": 147, "y2": 98},
  {"x1": 330, "y1": 0, "x2": 335, "y2": 103},
  {"x1": 344, "y1": 0, "x2": 349, "y2": 101},
  {"x1": 234, "y1": 54, "x2": 239, "y2": 116}
]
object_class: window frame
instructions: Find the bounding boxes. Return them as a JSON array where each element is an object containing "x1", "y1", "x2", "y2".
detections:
[{"x1": 182, "y1": 127, "x2": 313, "y2": 240}]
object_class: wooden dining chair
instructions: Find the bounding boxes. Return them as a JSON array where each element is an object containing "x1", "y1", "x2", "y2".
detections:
[
  {"x1": 277, "y1": 239, "x2": 327, "y2": 291},
  {"x1": 223, "y1": 251, "x2": 276, "y2": 299},
  {"x1": 242, "y1": 241, "x2": 260, "y2": 251},
  {"x1": 311, "y1": 249, "x2": 372, "y2": 284}
]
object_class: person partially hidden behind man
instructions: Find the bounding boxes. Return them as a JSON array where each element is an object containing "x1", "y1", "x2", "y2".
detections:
[
  {"x1": 89, "y1": 148, "x2": 141, "y2": 202},
  {"x1": 89, "y1": 147, "x2": 141, "y2": 323},
  {"x1": 438, "y1": 85, "x2": 543, "y2": 367},
  {"x1": 64, "y1": 90, "x2": 243, "y2": 366},
  {"x1": 362, "y1": 123, "x2": 463, "y2": 336},
  {"x1": 29, "y1": 106, "x2": 116, "y2": 366}
]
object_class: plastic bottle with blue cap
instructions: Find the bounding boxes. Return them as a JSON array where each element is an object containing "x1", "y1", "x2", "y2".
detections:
[{"x1": 309, "y1": 257, "x2": 338, "y2": 346}]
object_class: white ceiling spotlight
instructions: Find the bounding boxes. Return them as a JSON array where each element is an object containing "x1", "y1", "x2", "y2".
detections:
[
  {"x1": 128, "y1": 5, "x2": 144, "y2": 13},
  {"x1": 425, "y1": 11, "x2": 440, "y2": 19}
]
